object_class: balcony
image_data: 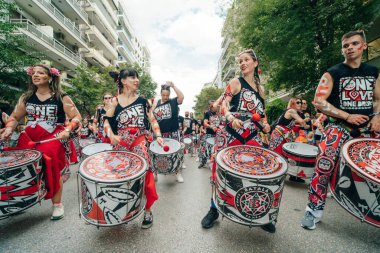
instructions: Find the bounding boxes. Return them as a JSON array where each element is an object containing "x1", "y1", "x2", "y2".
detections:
[
  {"x1": 268, "y1": 89, "x2": 292, "y2": 103},
  {"x1": 86, "y1": 25, "x2": 117, "y2": 60},
  {"x1": 220, "y1": 53, "x2": 235, "y2": 73},
  {"x1": 10, "y1": 19, "x2": 85, "y2": 70},
  {"x1": 117, "y1": 44, "x2": 136, "y2": 63},
  {"x1": 51, "y1": 0, "x2": 89, "y2": 24},
  {"x1": 85, "y1": 1, "x2": 118, "y2": 43},
  {"x1": 14, "y1": 0, "x2": 88, "y2": 49},
  {"x1": 84, "y1": 48, "x2": 112, "y2": 67},
  {"x1": 222, "y1": 66, "x2": 237, "y2": 83},
  {"x1": 116, "y1": 25, "x2": 134, "y2": 50}
]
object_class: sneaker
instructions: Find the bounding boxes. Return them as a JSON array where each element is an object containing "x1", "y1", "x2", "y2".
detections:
[
  {"x1": 261, "y1": 222, "x2": 276, "y2": 233},
  {"x1": 295, "y1": 177, "x2": 306, "y2": 183},
  {"x1": 289, "y1": 175, "x2": 297, "y2": 182},
  {"x1": 301, "y1": 211, "x2": 320, "y2": 230},
  {"x1": 182, "y1": 164, "x2": 187, "y2": 169},
  {"x1": 198, "y1": 163, "x2": 205, "y2": 169},
  {"x1": 142, "y1": 211, "x2": 153, "y2": 229},
  {"x1": 201, "y1": 208, "x2": 219, "y2": 228},
  {"x1": 176, "y1": 172, "x2": 184, "y2": 183},
  {"x1": 196, "y1": 157, "x2": 199, "y2": 162},
  {"x1": 51, "y1": 203, "x2": 64, "y2": 220}
]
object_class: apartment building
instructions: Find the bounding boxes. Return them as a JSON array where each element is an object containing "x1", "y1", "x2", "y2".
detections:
[
  {"x1": 366, "y1": 17, "x2": 380, "y2": 70},
  {"x1": 9, "y1": 0, "x2": 150, "y2": 80}
]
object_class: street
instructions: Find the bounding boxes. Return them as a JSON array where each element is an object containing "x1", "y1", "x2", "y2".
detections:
[{"x1": 0, "y1": 154, "x2": 379, "y2": 253}]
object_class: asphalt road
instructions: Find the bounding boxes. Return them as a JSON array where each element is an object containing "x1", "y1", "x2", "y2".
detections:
[{"x1": 1, "y1": 154, "x2": 379, "y2": 253}]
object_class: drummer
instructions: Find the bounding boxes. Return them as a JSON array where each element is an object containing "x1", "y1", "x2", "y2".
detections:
[
  {"x1": 80, "y1": 118, "x2": 93, "y2": 139},
  {"x1": 269, "y1": 97, "x2": 307, "y2": 182},
  {"x1": 200, "y1": 49, "x2": 274, "y2": 233},
  {"x1": 301, "y1": 30, "x2": 380, "y2": 230},
  {"x1": 104, "y1": 69, "x2": 163, "y2": 229},
  {"x1": 198, "y1": 102, "x2": 218, "y2": 168},
  {"x1": 182, "y1": 111, "x2": 195, "y2": 155},
  {"x1": 93, "y1": 92, "x2": 113, "y2": 143},
  {"x1": 152, "y1": 81, "x2": 185, "y2": 182},
  {"x1": 0, "y1": 64, "x2": 82, "y2": 220}
]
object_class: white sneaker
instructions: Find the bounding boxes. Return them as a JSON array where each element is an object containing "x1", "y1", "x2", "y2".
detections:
[
  {"x1": 196, "y1": 157, "x2": 199, "y2": 162},
  {"x1": 176, "y1": 172, "x2": 184, "y2": 183},
  {"x1": 182, "y1": 164, "x2": 187, "y2": 169},
  {"x1": 51, "y1": 203, "x2": 64, "y2": 220}
]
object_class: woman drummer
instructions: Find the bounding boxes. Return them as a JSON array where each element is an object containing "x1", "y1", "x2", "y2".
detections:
[
  {"x1": 0, "y1": 64, "x2": 81, "y2": 220},
  {"x1": 200, "y1": 49, "x2": 276, "y2": 233},
  {"x1": 104, "y1": 69, "x2": 163, "y2": 229},
  {"x1": 152, "y1": 82, "x2": 185, "y2": 182},
  {"x1": 93, "y1": 91, "x2": 113, "y2": 143}
]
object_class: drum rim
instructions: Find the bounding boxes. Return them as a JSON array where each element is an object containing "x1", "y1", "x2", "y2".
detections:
[
  {"x1": 341, "y1": 137, "x2": 380, "y2": 184},
  {"x1": 81, "y1": 143, "x2": 113, "y2": 155},
  {"x1": 79, "y1": 151, "x2": 148, "y2": 183},
  {"x1": 282, "y1": 142, "x2": 319, "y2": 158},
  {"x1": 206, "y1": 137, "x2": 215, "y2": 145},
  {"x1": 183, "y1": 137, "x2": 192, "y2": 144},
  {"x1": 79, "y1": 138, "x2": 96, "y2": 147},
  {"x1": 0, "y1": 149, "x2": 43, "y2": 170},
  {"x1": 216, "y1": 145, "x2": 288, "y2": 179},
  {"x1": 149, "y1": 138, "x2": 181, "y2": 155}
]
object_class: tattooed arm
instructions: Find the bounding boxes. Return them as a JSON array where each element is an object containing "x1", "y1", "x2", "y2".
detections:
[
  {"x1": 369, "y1": 76, "x2": 380, "y2": 131},
  {"x1": 0, "y1": 96, "x2": 26, "y2": 139},
  {"x1": 60, "y1": 96, "x2": 82, "y2": 140},
  {"x1": 312, "y1": 73, "x2": 369, "y2": 126}
]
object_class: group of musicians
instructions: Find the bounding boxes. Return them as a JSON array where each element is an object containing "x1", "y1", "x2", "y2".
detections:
[{"x1": 1, "y1": 30, "x2": 379, "y2": 233}]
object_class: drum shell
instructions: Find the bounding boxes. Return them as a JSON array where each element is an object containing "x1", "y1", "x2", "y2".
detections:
[
  {"x1": 282, "y1": 143, "x2": 318, "y2": 179},
  {"x1": 205, "y1": 138, "x2": 215, "y2": 159},
  {"x1": 213, "y1": 145, "x2": 287, "y2": 226},
  {"x1": 330, "y1": 153, "x2": 380, "y2": 228},
  {"x1": 149, "y1": 139, "x2": 182, "y2": 175},
  {"x1": 0, "y1": 150, "x2": 46, "y2": 219},
  {"x1": 79, "y1": 138, "x2": 96, "y2": 149}
]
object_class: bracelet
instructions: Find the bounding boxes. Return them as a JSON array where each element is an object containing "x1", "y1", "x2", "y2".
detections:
[{"x1": 345, "y1": 114, "x2": 350, "y2": 121}]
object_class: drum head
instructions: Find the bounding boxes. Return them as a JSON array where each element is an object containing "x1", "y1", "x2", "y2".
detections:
[
  {"x1": 341, "y1": 138, "x2": 380, "y2": 184},
  {"x1": 79, "y1": 138, "x2": 96, "y2": 148},
  {"x1": 282, "y1": 142, "x2": 319, "y2": 158},
  {"x1": 0, "y1": 149, "x2": 42, "y2": 169},
  {"x1": 183, "y1": 138, "x2": 192, "y2": 144},
  {"x1": 206, "y1": 138, "x2": 215, "y2": 146},
  {"x1": 150, "y1": 138, "x2": 181, "y2": 155},
  {"x1": 82, "y1": 143, "x2": 113, "y2": 156},
  {"x1": 216, "y1": 145, "x2": 287, "y2": 179},
  {"x1": 79, "y1": 151, "x2": 147, "y2": 182}
]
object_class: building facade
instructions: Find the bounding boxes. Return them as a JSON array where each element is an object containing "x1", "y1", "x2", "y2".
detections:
[{"x1": 9, "y1": 0, "x2": 150, "y2": 80}]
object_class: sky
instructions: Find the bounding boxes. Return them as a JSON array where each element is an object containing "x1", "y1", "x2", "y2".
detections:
[{"x1": 123, "y1": 0, "x2": 227, "y2": 115}]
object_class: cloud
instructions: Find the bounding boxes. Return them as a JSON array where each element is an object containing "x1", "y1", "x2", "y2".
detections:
[{"x1": 123, "y1": 0, "x2": 224, "y2": 114}]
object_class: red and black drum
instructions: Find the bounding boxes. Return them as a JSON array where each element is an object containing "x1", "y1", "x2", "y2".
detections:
[
  {"x1": 330, "y1": 138, "x2": 380, "y2": 228},
  {"x1": 149, "y1": 138, "x2": 182, "y2": 175},
  {"x1": 282, "y1": 142, "x2": 319, "y2": 179},
  {"x1": 78, "y1": 151, "x2": 147, "y2": 226},
  {"x1": 214, "y1": 145, "x2": 287, "y2": 226},
  {"x1": 0, "y1": 149, "x2": 46, "y2": 219}
]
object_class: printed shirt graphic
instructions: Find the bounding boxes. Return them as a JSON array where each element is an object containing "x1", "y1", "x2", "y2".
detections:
[
  {"x1": 153, "y1": 98, "x2": 179, "y2": 133},
  {"x1": 26, "y1": 103, "x2": 59, "y2": 127},
  {"x1": 116, "y1": 103, "x2": 147, "y2": 130},
  {"x1": 154, "y1": 103, "x2": 172, "y2": 121}
]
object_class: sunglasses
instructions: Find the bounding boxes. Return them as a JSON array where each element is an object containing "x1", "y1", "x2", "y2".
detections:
[
  {"x1": 103, "y1": 97, "x2": 112, "y2": 100},
  {"x1": 296, "y1": 101, "x2": 302, "y2": 104}
]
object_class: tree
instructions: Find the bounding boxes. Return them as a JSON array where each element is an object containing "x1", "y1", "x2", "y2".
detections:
[
  {"x1": 234, "y1": 0, "x2": 380, "y2": 97},
  {"x1": 193, "y1": 86, "x2": 224, "y2": 119},
  {"x1": 0, "y1": 0, "x2": 39, "y2": 109},
  {"x1": 265, "y1": 98, "x2": 287, "y2": 124}
]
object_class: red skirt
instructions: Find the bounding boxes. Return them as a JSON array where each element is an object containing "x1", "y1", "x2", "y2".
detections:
[{"x1": 17, "y1": 125, "x2": 69, "y2": 199}]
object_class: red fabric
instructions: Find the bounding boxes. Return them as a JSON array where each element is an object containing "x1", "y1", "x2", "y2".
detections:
[
  {"x1": 69, "y1": 140, "x2": 78, "y2": 163},
  {"x1": 144, "y1": 170, "x2": 158, "y2": 209},
  {"x1": 16, "y1": 125, "x2": 67, "y2": 199},
  {"x1": 282, "y1": 152, "x2": 316, "y2": 163}
]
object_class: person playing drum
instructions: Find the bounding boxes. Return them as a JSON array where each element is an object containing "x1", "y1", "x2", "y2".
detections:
[
  {"x1": 104, "y1": 69, "x2": 163, "y2": 229},
  {"x1": 92, "y1": 92, "x2": 113, "y2": 143},
  {"x1": 0, "y1": 64, "x2": 82, "y2": 220},
  {"x1": 80, "y1": 118, "x2": 93, "y2": 139},
  {"x1": 301, "y1": 30, "x2": 380, "y2": 230},
  {"x1": 201, "y1": 49, "x2": 275, "y2": 233},
  {"x1": 152, "y1": 82, "x2": 185, "y2": 182},
  {"x1": 269, "y1": 97, "x2": 307, "y2": 182}
]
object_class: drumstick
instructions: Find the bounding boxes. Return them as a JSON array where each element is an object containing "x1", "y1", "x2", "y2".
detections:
[
  {"x1": 163, "y1": 145, "x2": 170, "y2": 152},
  {"x1": 350, "y1": 127, "x2": 371, "y2": 138},
  {"x1": 27, "y1": 137, "x2": 61, "y2": 148}
]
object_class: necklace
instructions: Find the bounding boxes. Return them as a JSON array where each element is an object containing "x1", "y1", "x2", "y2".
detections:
[{"x1": 36, "y1": 91, "x2": 51, "y2": 95}]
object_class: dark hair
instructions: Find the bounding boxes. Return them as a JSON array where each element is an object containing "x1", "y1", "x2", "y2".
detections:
[
  {"x1": 161, "y1": 84, "x2": 170, "y2": 92},
  {"x1": 341, "y1": 30, "x2": 366, "y2": 43},
  {"x1": 109, "y1": 68, "x2": 139, "y2": 94},
  {"x1": 239, "y1": 49, "x2": 264, "y2": 98},
  {"x1": 23, "y1": 64, "x2": 62, "y2": 102}
]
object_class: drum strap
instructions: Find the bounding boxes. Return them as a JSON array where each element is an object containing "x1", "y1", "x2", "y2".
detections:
[{"x1": 226, "y1": 125, "x2": 257, "y2": 144}]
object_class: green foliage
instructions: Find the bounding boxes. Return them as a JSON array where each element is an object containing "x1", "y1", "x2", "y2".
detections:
[
  {"x1": 0, "y1": 0, "x2": 39, "y2": 107},
  {"x1": 266, "y1": 98, "x2": 287, "y2": 124},
  {"x1": 193, "y1": 86, "x2": 224, "y2": 119},
  {"x1": 234, "y1": 0, "x2": 380, "y2": 98}
]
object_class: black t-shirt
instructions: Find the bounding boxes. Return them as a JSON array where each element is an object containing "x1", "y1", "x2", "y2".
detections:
[
  {"x1": 178, "y1": 115, "x2": 184, "y2": 131},
  {"x1": 113, "y1": 97, "x2": 149, "y2": 132},
  {"x1": 273, "y1": 109, "x2": 296, "y2": 129},
  {"x1": 25, "y1": 93, "x2": 66, "y2": 126},
  {"x1": 204, "y1": 110, "x2": 218, "y2": 135},
  {"x1": 153, "y1": 98, "x2": 179, "y2": 133},
  {"x1": 80, "y1": 124, "x2": 92, "y2": 137},
  {"x1": 96, "y1": 107, "x2": 107, "y2": 128},
  {"x1": 327, "y1": 63, "x2": 379, "y2": 117},
  {"x1": 183, "y1": 117, "x2": 194, "y2": 135}
]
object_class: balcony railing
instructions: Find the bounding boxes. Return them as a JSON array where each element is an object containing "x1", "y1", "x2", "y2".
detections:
[
  {"x1": 10, "y1": 19, "x2": 84, "y2": 65},
  {"x1": 64, "y1": 0, "x2": 88, "y2": 21},
  {"x1": 34, "y1": 0, "x2": 87, "y2": 44},
  {"x1": 116, "y1": 25, "x2": 134, "y2": 49}
]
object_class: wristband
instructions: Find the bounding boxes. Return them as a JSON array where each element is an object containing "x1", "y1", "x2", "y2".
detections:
[{"x1": 345, "y1": 114, "x2": 350, "y2": 121}]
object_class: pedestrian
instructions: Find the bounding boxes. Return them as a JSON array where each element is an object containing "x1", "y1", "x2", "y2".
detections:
[{"x1": 301, "y1": 30, "x2": 380, "y2": 230}]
